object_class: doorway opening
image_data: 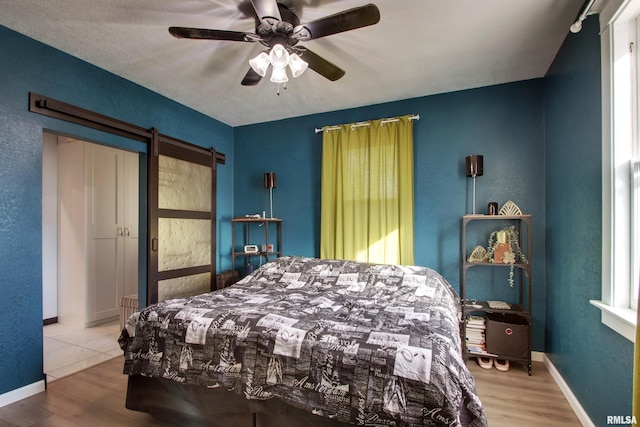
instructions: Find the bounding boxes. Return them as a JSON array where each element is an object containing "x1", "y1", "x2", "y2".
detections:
[
  {"x1": 32, "y1": 92, "x2": 226, "y2": 381},
  {"x1": 42, "y1": 131, "x2": 141, "y2": 380}
]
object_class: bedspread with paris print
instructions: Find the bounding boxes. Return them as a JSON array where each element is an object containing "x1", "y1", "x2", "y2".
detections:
[{"x1": 119, "y1": 256, "x2": 487, "y2": 427}]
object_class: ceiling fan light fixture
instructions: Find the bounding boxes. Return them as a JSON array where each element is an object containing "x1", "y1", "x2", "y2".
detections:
[
  {"x1": 270, "y1": 66, "x2": 289, "y2": 84},
  {"x1": 269, "y1": 44, "x2": 290, "y2": 69},
  {"x1": 569, "y1": 20, "x2": 582, "y2": 33},
  {"x1": 288, "y1": 53, "x2": 308, "y2": 78},
  {"x1": 249, "y1": 52, "x2": 270, "y2": 77}
]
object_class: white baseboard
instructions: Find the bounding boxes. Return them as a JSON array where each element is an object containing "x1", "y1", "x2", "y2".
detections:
[
  {"x1": 0, "y1": 380, "x2": 45, "y2": 409},
  {"x1": 543, "y1": 353, "x2": 594, "y2": 427}
]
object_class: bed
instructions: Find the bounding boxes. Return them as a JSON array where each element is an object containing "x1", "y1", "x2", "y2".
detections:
[{"x1": 119, "y1": 256, "x2": 487, "y2": 427}]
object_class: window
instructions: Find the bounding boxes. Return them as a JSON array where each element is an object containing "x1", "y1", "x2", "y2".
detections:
[{"x1": 592, "y1": 0, "x2": 640, "y2": 342}]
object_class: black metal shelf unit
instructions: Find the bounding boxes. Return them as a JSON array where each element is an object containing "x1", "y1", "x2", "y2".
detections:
[
  {"x1": 461, "y1": 214, "x2": 532, "y2": 375},
  {"x1": 231, "y1": 217, "x2": 282, "y2": 271}
]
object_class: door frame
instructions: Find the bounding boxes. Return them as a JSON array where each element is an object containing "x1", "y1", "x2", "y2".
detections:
[
  {"x1": 31, "y1": 92, "x2": 225, "y2": 309},
  {"x1": 44, "y1": 135, "x2": 141, "y2": 326}
]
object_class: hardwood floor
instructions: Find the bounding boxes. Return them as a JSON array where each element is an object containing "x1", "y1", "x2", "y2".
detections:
[
  {"x1": 0, "y1": 357, "x2": 175, "y2": 427},
  {"x1": 0, "y1": 356, "x2": 582, "y2": 427},
  {"x1": 467, "y1": 358, "x2": 583, "y2": 426}
]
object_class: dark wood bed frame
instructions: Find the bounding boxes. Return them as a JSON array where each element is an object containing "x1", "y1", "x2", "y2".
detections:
[
  {"x1": 126, "y1": 374, "x2": 353, "y2": 427},
  {"x1": 125, "y1": 374, "x2": 474, "y2": 427}
]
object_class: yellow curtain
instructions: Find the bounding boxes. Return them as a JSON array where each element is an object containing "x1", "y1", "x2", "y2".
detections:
[
  {"x1": 634, "y1": 286, "x2": 640, "y2": 418},
  {"x1": 320, "y1": 115, "x2": 414, "y2": 265}
]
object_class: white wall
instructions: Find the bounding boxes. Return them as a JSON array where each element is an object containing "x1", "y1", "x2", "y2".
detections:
[
  {"x1": 57, "y1": 138, "x2": 87, "y2": 326},
  {"x1": 42, "y1": 132, "x2": 58, "y2": 320}
]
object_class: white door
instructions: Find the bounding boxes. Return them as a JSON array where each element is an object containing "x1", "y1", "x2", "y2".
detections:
[{"x1": 85, "y1": 143, "x2": 138, "y2": 323}]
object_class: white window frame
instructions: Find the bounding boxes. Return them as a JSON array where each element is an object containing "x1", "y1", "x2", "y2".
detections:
[
  {"x1": 591, "y1": 0, "x2": 640, "y2": 343},
  {"x1": 633, "y1": 156, "x2": 640, "y2": 311}
]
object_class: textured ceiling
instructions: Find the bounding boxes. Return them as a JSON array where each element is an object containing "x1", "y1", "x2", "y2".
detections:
[{"x1": 0, "y1": 0, "x2": 587, "y2": 127}]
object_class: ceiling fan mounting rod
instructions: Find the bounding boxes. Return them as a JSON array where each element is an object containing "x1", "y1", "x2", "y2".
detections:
[{"x1": 262, "y1": 34, "x2": 290, "y2": 49}]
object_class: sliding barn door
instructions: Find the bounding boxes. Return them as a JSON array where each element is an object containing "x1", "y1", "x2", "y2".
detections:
[{"x1": 147, "y1": 132, "x2": 218, "y2": 304}]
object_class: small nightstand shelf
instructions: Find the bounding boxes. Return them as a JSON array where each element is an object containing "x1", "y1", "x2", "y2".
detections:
[
  {"x1": 231, "y1": 218, "x2": 282, "y2": 271},
  {"x1": 463, "y1": 300, "x2": 530, "y2": 316},
  {"x1": 461, "y1": 214, "x2": 532, "y2": 375}
]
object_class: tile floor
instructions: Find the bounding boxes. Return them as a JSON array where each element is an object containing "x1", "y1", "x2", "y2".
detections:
[{"x1": 43, "y1": 319, "x2": 123, "y2": 382}]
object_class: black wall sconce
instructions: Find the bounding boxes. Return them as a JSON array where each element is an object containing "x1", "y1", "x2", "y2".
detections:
[
  {"x1": 264, "y1": 172, "x2": 277, "y2": 218},
  {"x1": 465, "y1": 155, "x2": 483, "y2": 214}
]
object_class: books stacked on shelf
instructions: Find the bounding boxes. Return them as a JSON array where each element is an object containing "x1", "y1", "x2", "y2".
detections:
[{"x1": 465, "y1": 315, "x2": 488, "y2": 355}]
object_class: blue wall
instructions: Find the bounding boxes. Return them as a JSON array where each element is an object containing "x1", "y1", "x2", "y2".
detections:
[
  {"x1": 234, "y1": 81, "x2": 547, "y2": 351},
  {"x1": 545, "y1": 17, "x2": 633, "y2": 423},
  {"x1": 0, "y1": 25, "x2": 234, "y2": 396}
]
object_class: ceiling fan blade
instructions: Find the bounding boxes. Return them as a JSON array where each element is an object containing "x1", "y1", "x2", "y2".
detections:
[
  {"x1": 241, "y1": 68, "x2": 263, "y2": 86},
  {"x1": 250, "y1": 0, "x2": 282, "y2": 23},
  {"x1": 297, "y1": 48, "x2": 345, "y2": 81},
  {"x1": 169, "y1": 27, "x2": 256, "y2": 42},
  {"x1": 293, "y1": 4, "x2": 380, "y2": 41}
]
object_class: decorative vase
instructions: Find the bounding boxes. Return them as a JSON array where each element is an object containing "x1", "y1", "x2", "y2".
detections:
[{"x1": 493, "y1": 230, "x2": 511, "y2": 263}]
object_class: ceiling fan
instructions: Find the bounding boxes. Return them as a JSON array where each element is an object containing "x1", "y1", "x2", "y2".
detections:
[{"x1": 168, "y1": 0, "x2": 380, "y2": 86}]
